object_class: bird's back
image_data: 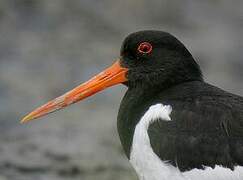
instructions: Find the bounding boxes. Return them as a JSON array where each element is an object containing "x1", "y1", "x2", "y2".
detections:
[{"x1": 148, "y1": 81, "x2": 243, "y2": 171}]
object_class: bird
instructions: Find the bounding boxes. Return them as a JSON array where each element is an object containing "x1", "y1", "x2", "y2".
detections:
[{"x1": 21, "y1": 30, "x2": 243, "y2": 180}]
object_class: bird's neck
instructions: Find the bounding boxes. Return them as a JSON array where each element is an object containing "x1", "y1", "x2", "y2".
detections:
[{"x1": 117, "y1": 86, "x2": 161, "y2": 158}]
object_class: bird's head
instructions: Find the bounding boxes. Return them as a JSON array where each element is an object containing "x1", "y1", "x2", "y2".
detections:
[
  {"x1": 21, "y1": 30, "x2": 202, "y2": 123},
  {"x1": 120, "y1": 30, "x2": 202, "y2": 89}
]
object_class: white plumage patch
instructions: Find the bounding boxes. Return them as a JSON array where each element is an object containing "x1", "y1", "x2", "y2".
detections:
[{"x1": 129, "y1": 103, "x2": 243, "y2": 180}]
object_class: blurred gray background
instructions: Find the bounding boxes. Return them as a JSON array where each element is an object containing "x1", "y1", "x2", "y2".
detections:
[{"x1": 0, "y1": 0, "x2": 243, "y2": 180}]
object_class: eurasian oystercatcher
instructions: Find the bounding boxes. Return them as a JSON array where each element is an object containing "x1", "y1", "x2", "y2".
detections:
[{"x1": 21, "y1": 31, "x2": 243, "y2": 180}]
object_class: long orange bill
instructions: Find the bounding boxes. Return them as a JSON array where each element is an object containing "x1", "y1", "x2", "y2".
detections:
[{"x1": 21, "y1": 60, "x2": 128, "y2": 124}]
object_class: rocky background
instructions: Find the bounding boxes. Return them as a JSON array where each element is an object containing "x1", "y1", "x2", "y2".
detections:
[{"x1": 0, "y1": 0, "x2": 243, "y2": 180}]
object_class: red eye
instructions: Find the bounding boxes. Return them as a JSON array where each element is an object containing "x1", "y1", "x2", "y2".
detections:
[{"x1": 137, "y1": 42, "x2": 153, "y2": 54}]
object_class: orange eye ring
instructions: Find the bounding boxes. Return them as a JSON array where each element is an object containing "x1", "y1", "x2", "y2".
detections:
[{"x1": 137, "y1": 42, "x2": 153, "y2": 54}]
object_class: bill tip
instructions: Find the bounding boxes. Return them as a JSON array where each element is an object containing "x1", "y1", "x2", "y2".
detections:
[{"x1": 20, "y1": 114, "x2": 34, "y2": 124}]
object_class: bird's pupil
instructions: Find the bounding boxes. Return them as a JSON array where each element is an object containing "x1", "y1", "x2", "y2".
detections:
[{"x1": 142, "y1": 45, "x2": 148, "y2": 51}]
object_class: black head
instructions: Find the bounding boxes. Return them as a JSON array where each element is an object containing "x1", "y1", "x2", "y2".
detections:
[{"x1": 120, "y1": 30, "x2": 203, "y2": 89}]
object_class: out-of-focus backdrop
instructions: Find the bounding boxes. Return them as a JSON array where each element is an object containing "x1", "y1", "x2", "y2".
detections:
[{"x1": 0, "y1": 0, "x2": 243, "y2": 180}]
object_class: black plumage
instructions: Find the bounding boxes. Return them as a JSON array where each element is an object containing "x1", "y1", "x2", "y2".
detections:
[{"x1": 117, "y1": 30, "x2": 243, "y2": 172}]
